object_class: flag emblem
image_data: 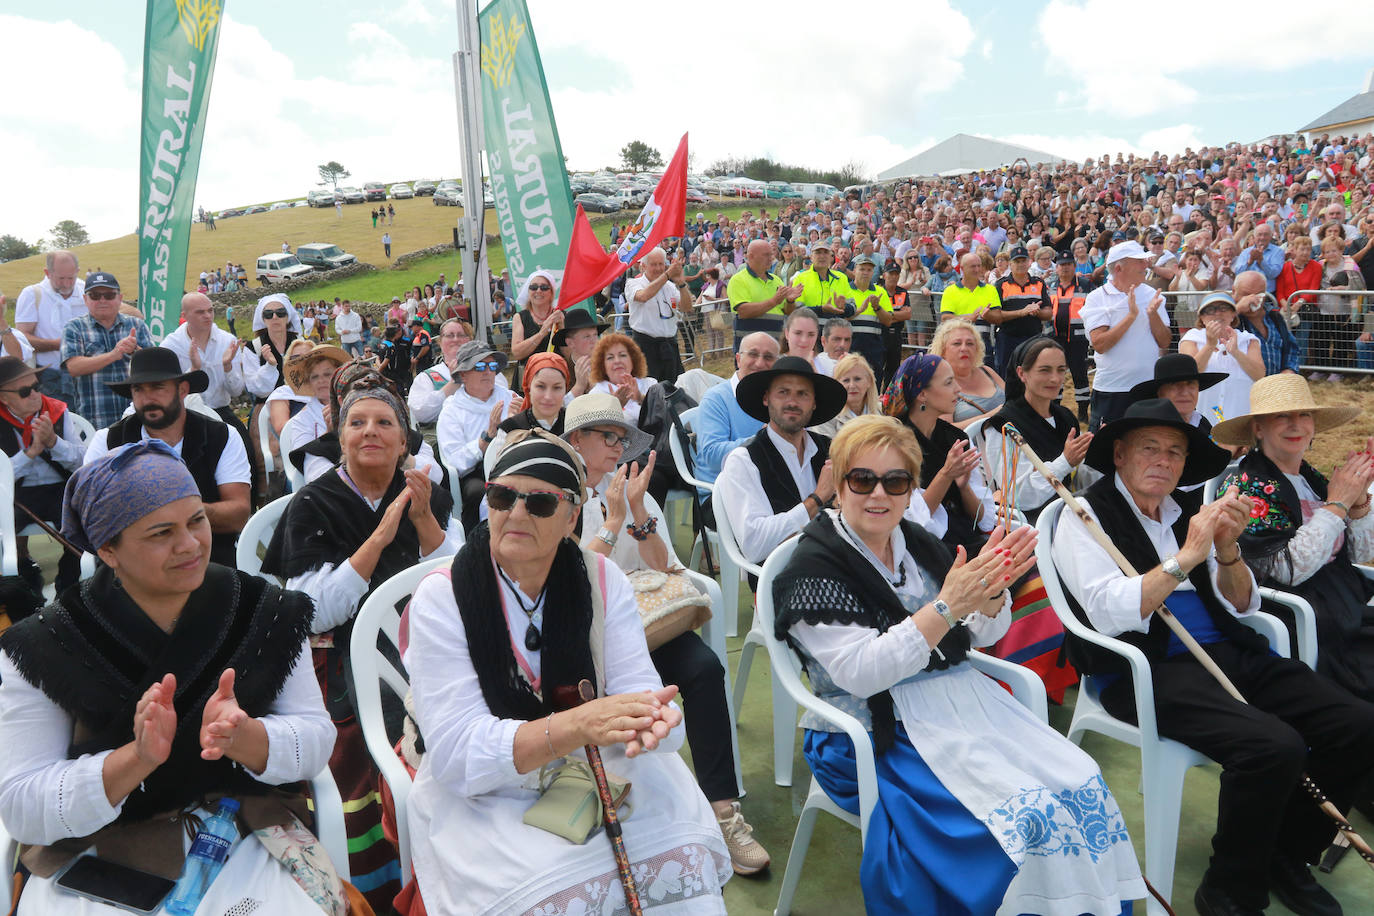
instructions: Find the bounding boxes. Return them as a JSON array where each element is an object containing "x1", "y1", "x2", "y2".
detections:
[
  {"x1": 616, "y1": 199, "x2": 661, "y2": 265},
  {"x1": 174, "y1": 0, "x2": 221, "y2": 52},
  {"x1": 481, "y1": 13, "x2": 527, "y2": 90}
]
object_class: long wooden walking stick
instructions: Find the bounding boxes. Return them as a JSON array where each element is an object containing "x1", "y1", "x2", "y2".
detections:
[
  {"x1": 1001, "y1": 422, "x2": 1374, "y2": 872},
  {"x1": 552, "y1": 680, "x2": 644, "y2": 916}
]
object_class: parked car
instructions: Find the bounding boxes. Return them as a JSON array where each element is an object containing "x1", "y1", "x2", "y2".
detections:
[
  {"x1": 389, "y1": 183, "x2": 414, "y2": 199},
  {"x1": 412, "y1": 180, "x2": 437, "y2": 196},
  {"x1": 245, "y1": 205, "x2": 269, "y2": 214},
  {"x1": 686, "y1": 189, "x2": 710, "y2": 204},
  {"x1": 433, "y1": 188, "x2": 462, "y2": 206},
  {"x1": 575, "y1": 193, "x2": 620, "y2": 213},
  {"x1": 363, "y1": 182, "x2": 387, "y2": 201},
  {"x1": 766, "y1": 181, "x2": 802, "y2": 199},
  {"x1": 218, "y1": 208, "x2": 245, "y2": 218},
  {"x1": 792, "y1": 182, "x2": 842, "y2": 200},
  {"x1": 296, "y1": 242, "x2": 357, "y2": 271},
  {"x1": 338, "y1": 186, "x2": 366, "y2": 204},
  {"x1": 255, "y1": 252, "x2": 313, "y2": 284},
  {"x1": 292, "y1": 200, "x2": 309, "y2": 208},
  {"x1": 614, "y1": 187, "x2": 648, "y2": 208},
  {"x1": 307, "y1": 189, "x2": 336, "y2": 208},
  {"x1": 436, "y1": 180, "x2": 460, "y2": 194},
  {"x1": 269, "y1": 201, "x2": 292, "y2": 210}
]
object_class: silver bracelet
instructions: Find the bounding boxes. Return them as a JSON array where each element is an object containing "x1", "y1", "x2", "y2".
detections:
[
  {"x1": 545, "y1": 712, "x2": 557, "y2": 758},
  {"x1": 595, "y1": 526, "x2": 618, "y2": 548}
]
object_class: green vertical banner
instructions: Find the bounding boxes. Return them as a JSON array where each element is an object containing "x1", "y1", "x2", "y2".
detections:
[
  {"x1": 478, "y1": 0, "x2": 581, "y2": 308},
  {"x1": 137, "y1": 0, "x2": 225, "y2": 340}
]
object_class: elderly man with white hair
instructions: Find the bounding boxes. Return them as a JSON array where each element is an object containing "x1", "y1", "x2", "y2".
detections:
[
  {"x1": 1232, "y1": 222, "x2": 1284, "y2": 293},
  {"x1": 1081, "y1": 240, "x2": 1171, "y2": 430},
  {"x1": 1233, "y1": 269, "x2": 1303, "y2": 376},
  {"x1": 14, "y1": 249, "x2": 86, "y2": 407},
  {"x1": 626, "y1": 245, "x2": 692, "y2": 383}
]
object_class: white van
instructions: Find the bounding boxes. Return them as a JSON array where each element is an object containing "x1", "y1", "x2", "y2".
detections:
[
  {"x1": 794, "y1": 182, "x2": 841, "y2": 201},
  {"x1": 255, "y1": 252, "x2": 313, "y2": 285}
]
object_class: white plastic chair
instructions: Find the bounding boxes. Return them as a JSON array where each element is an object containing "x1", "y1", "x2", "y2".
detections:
[
  {"x1": 257, "y1": 401, "x2": 277, "y2": 476},
  {"x1": 310, "y1": 765, "x2": 352, "y2": 883},
  {"x1": 236, "y1": 494, "x2": 293, "y2": 583},
  {"x1": 665, "y1": 407, "x2": 737, "y2": 621},
  {"x1": 349, "y1": 556, "x2": 450, "y2": 881},
  {"x1": 717, "y1": 498, "x2": 800, "y2": 786},
  {"x1": 1036, "y1": 499, "x2": 1314, "y2": 914},
  {"x1": 278, "y1": 423, "x2": 306, "y2": 493},
  {"x1": 760, "y1": 539, "x2": 1048, "y2": 915},
  {"x1": 674, "y1": 368, "x2": 727, "y2": 403}
]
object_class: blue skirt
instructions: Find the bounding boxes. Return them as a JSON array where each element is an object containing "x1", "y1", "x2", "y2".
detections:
[{"x1": 804, "y1": 726, "x2": 1132, "y2": 916}]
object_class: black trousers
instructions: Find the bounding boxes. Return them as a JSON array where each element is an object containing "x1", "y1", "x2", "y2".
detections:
[
  {"x1": 632, "y1": 331, "x2": 682, "y2": 385},
  {"x1": 1088, "y1": 389, "x2": 1135, "y2": 431},
  {"x1": 215, "y1": 405, "x2": 260, "y2": 508},
  {"x1": 459, "y1": 468, "x2": 485, "y2": 534},
  {"x1": 15, "y1": 482, "x2": 81, "y2": 591},
  {"x1": 649, "y1": 630, "x2": 738, "y2": 801},
  {"x1": 1060, "y1": 334, "x2": 1091, "y2": 404},
  {"x1": 1101, "y1": 642, "x2": 1374, "y2": 907}
]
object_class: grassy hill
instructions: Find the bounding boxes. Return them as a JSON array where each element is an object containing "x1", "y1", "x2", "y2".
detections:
[{"x1": 0, "y1": 196, "x2": 758, "y2": 308}]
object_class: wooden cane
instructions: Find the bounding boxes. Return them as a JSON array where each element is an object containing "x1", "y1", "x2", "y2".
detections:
[
  {"x1": 552, "y1": 680, "x2": 644, "y2": 916},
  {"x1": 1001, "y1": 422, "x2": 1374, "y2": 872}
]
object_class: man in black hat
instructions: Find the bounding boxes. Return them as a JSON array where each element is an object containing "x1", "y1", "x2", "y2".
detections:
[
  {"x1": 1051, "y1": 399, "x2": 1374, "y2": 916},
  {"x1": 0, "y1": 356, "x2": 86, "y2": 591},
  {"x1": 990, "y1": 244, "x2": 1052, "y2": 376},
  {"x1": 553, "y1": 307, "x2": 606, "y2": 399},
  {"x1": 1048, "y1": 250, "x2": 1098, "y2": 426},
  {"x1": 82, "y1": 348, "x2": 252, "y2": 566},
  {"x1": 712, "y1": 356, "x2": 846, "y2": 564}
]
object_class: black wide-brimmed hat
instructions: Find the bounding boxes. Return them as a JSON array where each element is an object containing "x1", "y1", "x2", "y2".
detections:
[
  {"x1": 0, "y1": 356, "x2": 36, "y2": 390},
  {"x1": 552, "y1": 307, "x2": 609, "y2": 348},
  {"x1": 1127, "y1": 353, "x2": 1228, "y2": 403},
  {"x1": 735, "y1": 355, "x2": 848, "y2": 426},
  {"x1": 105, "y1": 347, "x2": 209, "y2": 398},
  {"x1": 1086, "y1": 397, "x2": 1231, "y2": 487}
]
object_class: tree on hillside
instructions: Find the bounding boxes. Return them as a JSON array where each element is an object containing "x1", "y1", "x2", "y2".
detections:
[
  {"x1": 619, "y1": 141, "x2": 663, "y2": 174},
  {"x1": 49, "y1": 220, "x2": 89, "y2": 249},
  {"x1": 0, "y1": 234, "x2": 41, "y2": 262},
  {"x1": 318, "y1": 161, "x2": 351, "y2": 189}
]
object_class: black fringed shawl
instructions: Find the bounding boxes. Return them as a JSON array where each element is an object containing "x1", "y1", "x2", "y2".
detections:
[
  {"x1": 772, "y1": 512, "x2": 969, "y2": 754},
  {"x1": 0, "y1": 565, "x2": 313, "y2": 822},
  {"x1": 450, "y1": 523, "x2": 598, "y2": 718}
]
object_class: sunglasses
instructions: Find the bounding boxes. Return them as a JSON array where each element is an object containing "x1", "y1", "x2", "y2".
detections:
[
  {"x1": 263, "y1": 308, "x2": 289, "y2": 319},
  {"x1": 467, "y1": 360, "x2": 501, "y2": 372},
  {"x1": 0, "y1": 380, "x2": 41, "y2": 398},
  {"x1": 87, "y1": 290, "x2": 118, "y2": 301},
  {"x1": 486, "y1": 482, "x2": 572, "y2": 517},
  {"x1": 527, "y1": 283, "x2": 552, "y2": 291},
  {"x1": 584, "y1": 427, "x2": 632, "y2": 449},
  {"x1": 843, "y1": 468, "x2": 915, "y2": 496}
]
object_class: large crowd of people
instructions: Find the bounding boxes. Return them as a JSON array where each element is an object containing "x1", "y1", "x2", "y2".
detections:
[{"x1": 0, "y1": 130, "x2": 1373, "y2": 915}]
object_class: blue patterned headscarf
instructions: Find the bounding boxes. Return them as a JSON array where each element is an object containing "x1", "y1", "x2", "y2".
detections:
[
  {"x1": 882, "y1": 353, "x2": 943, "y2": 418},
  {"x1": 62, "y1": 440, "x2": 201, "y2": 554}
]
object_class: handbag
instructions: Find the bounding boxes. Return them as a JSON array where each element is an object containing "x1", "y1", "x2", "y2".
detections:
[
  {"x1": 625, "y1": 568, "x2": 710, "y2": 651},
  {"x1": 522, "y1": 759, "x2": 631, "y2": 844}
]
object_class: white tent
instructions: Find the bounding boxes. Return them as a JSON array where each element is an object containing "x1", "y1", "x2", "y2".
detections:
[{"x1": 880, "y1": 134, "x2": 1067, "y2": 180}]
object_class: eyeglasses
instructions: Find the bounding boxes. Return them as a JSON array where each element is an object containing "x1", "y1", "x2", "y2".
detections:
[
  {"x1": 527, "y1": 283, "x2": 552, "y2": 292},
  {"x1": 467, "y1": 360, "x2": 501, "y2": 372},
  {"x1": 486, "y1": 482, "x2": 572, "y2": 517},
  {"x1": 87, "y1": 290, "x2": 118, "y2": 301},
  {"x1": 440, "y1": 332, "x2": 469, "y2": 340},
  {"x1": 585, "y1": 427, "x2": 632, "y2": 449},
  {"x1": 263, "y1": 308, "x2": 289, "y2": 318},
  {"x1": 0, "y1": 380, "x2": 41, "y2": 398},
  {"x1": 843, "y1": 468, "x2": 914, "y2": 496}
]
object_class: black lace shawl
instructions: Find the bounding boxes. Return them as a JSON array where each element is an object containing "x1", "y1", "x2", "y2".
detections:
[{"x1": 772, "y1": 512, "x2": 969, "y2": 754}]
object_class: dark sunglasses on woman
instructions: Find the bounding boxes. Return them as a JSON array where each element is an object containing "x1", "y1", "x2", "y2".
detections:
[
  {"x1": 843, "y1": 468, "x2": 914, "y2": 496},
  {"x1": 485, "y1": 482, "x2": 573, "y2": 518},
  {"x1": 263, "y1": 308, "x2": 290, "y2": 319}
]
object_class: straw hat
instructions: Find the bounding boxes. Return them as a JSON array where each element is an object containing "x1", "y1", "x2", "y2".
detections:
[
  {"x1": 561, "y1": 392, "x2": 654, "y2": 462},
  {"x1": 286, "y1": 343, "x2": 350, "y2": 390},
  {"x1": 1210, "y1": 373, "x2": 1361, "y2": 447}
]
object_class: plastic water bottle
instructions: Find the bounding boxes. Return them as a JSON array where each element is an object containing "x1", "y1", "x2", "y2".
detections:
[{"x1": 165, "y1": 798, "x2": 241, "y2": 914}]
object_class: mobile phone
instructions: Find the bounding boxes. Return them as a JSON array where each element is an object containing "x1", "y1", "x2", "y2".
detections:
[{"x1": 54, "y1": 854, "x2": 176, "y2": 914}]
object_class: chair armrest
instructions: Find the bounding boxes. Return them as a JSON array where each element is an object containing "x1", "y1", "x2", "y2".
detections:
[
  {"x1": 1056, "y1": 615, "x2": 1162, "y2": 744},
  {"x1": 968, "y1": 652, "x2": 1048, "y2": 722},
  {"x1": 1235, "y1": 610, "x2": 1290, "y2": 659},
  {"x1": 680, "y1": 569, "x2": 727, "y2": 667},
  {"x1": 1256, "y1": 588, "x2": 1318, "y2": 669},
  {"x1": 309, "y1": 766, "x2": 352, "y2": 883}
]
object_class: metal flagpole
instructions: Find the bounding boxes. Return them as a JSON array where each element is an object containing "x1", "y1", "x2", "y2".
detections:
[{"x1": 454, "y1": 0, "x2": 492, "y2": 341}]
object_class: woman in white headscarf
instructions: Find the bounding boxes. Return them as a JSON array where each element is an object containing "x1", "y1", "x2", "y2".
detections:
[
  {"x1": 245, "y1": 293, "x2": 303, "y2": 500},
  {"x1": 508, "y1": 269, "x2": 565, "y2": 393}
]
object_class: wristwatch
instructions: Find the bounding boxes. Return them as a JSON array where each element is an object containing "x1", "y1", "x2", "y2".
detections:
[
  {"x1": 1161, "y1": 555, "x2": 1188, "y2": 582},
  {"x1": 933, "y1": 599, "x2": 959, "y2": 630}
]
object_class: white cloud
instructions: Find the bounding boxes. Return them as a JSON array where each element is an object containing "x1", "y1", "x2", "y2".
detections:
[
  {"x1": 994, "y1": 124, "x2": 1205, "y2": 163},
  {"x1": 1038, "y1": 0, "x2": 1374, "y2": 116}
]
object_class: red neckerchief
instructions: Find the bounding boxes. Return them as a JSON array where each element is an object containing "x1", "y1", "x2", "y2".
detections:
[{"x1": 0, "y1": 394, "x2": 67, "y2": 448}]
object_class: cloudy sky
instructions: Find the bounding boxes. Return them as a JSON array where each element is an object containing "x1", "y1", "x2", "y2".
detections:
[{"x1": 4, "y1": 0, "x2": 1373, "y2": 244}]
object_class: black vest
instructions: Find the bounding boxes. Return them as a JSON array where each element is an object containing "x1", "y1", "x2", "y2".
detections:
[
  {"x1": 1058, "y1": 476, "x2": 1267, "y2": 677},
  {"x1": 108, "y1": 412, "x2": 237, "y2": 565},
  {"x1": 744, "y1": 427, "x2": 830, "y2": 514}
]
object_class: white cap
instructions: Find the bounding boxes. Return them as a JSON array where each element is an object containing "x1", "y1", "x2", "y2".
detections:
[{"x1": 1105, "y1": 240, "x2": 1150, "y2": 266}]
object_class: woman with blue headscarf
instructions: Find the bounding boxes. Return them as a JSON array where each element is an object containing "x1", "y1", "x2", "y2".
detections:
[
  {"x1": 884, "y1": 352, "x2": 996, "y2": 552},
  {"x1": 0, "y1": 442, "x2": 341, "y2": 914}
]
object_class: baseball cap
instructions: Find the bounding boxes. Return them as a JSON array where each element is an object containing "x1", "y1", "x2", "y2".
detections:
[
  {"x1": 809, "y1": 239, "x2": 833, "y2": 253},
  {"x1": 85, "y1": 271, "x2": 120, "y2": 292},
  {"x1": 853, "y1": 254, "x2": 880, "y2": 267},
  {"x1": 1148, "y1": 230, "x2": 1165, "y2": 242},
  {"x1": 1055, "y1": 252, "x2": 1075, "y2": 265},
  {"x1": 1008, "y1": 245, "x2": 1029, "y2": 260},
  {"x1": 1105, "y1": 240, "x2": 1150, "y2": 265}
]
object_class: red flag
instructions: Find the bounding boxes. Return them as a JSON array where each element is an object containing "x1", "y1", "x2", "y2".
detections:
[{"x1": 557, "y1": 133, "x2": 689, "y2": 310}]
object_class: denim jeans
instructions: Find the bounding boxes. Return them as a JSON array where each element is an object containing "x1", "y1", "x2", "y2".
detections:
[{"x1": 342, "y1": 339, "x2": 365, "y2": 358}]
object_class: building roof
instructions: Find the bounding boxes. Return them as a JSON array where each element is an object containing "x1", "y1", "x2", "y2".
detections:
[
  {"x1": 879, "y1": 133, "x2": 1067, "y2": 180},
  {"x1": 1300, "y1": 68, "x2": 1374, "y2": 133}
]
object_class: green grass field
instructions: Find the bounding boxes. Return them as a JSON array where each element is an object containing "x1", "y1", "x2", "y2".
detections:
[{"x1": 0, "y1": 196, "x2": 761, "y2": 309}]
